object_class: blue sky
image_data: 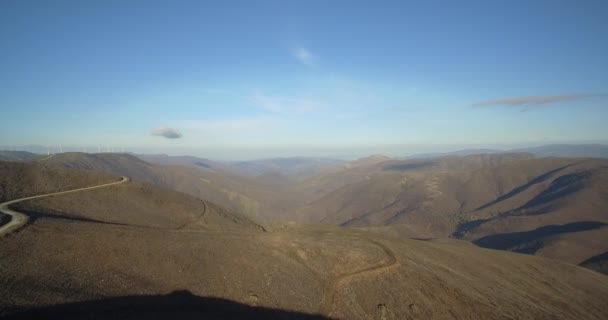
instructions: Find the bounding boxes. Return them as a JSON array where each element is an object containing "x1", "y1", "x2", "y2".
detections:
[{"x1": 1, "y1": 0, "x2": 607, "y2": 159}]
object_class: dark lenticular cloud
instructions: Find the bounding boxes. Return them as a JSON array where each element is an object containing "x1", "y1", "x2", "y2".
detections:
[
  {"x1": 151, "y1": 126, "x2": 182, "y2": 139},
  {"x1": 472, "y1": 93, "x2": 608, "y2": 108}
]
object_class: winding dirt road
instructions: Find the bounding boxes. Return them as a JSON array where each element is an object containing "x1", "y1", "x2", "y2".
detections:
[
  {"x1": 1, "y1": 174, "x2": 397, "y2": 318},
  {"x1": 0, "y1": 177, "x2": 129, "y2": 237},
  {"x1": 37, "y1": 154, "x2": 55, "y2": 161},
  {"x1": 176, "y1": 198, "x2": 208, "y2": 230},
  {"x1": 320, "y1": 235, "x2": 399, "y2": 318},
  {"x1": 426, "y1": 175, "x2": 442, "y2": 198}
]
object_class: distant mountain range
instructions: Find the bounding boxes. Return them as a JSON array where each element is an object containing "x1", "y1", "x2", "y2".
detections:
[
  {"x1": 511, "y1": 144, "x2": 608, "y2": 158},
  {"x1": 0, "y1": 151, "x2": 39, "y2": 161},
  {"x1": 408, "y1": 144, "x2": 608, "y2": 159}
]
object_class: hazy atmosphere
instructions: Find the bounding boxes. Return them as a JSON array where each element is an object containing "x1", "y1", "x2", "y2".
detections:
[
  {"x1": 2, "y1": 2, "x2": 608, "y2": 319},
  {"x1": 1, "y1": 1, "x2": 607, "y2": 159}
]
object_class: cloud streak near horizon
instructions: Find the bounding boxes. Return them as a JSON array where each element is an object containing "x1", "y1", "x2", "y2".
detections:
[
  {"x1": 151, "y1": 126, "x2": 182, "y2": 139},
  {"x1": 472, "y1": 93, "x2": 607, "y2": 108}
]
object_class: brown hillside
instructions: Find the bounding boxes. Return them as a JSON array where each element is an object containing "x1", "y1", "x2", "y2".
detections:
[
  {"x1": 41, "y1": 152, "x2": 311, "y2": 221},
  {"x1": 0, "y1": 161, "x2": 119, "y2": 202},
  {"x1": 291, "y1": 157, "x2": 608, "y2": 272},
  {"x1": 299, "y1": 153, "x2": 534, "y2": 202},
  {"x1": 12, "y1": 179, "x2": 263, "y2": 232},
  {"x1": 1, "y1": 220, "x2": 607, "y2": 319},
  {"x1": 1, "y1": 160, "x2": 608, "y2": 319}
]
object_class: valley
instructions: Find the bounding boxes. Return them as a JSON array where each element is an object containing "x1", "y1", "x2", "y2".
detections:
[
  {"x1": 1, "y1": 149, "x2": 608, "y2": 318},
  {"x1": 3, "y1": 2, "x2": 607, "y2": 318}
]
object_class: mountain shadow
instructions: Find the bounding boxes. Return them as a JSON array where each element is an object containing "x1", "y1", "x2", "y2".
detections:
[
  {"x1": 473, "y1": 221, "x2": 607, "y2": 254},
  {"x1": 579, "y1": 251, "x2": 608, "y2": 275},
  {"x1": 2, "y1": 290, "x2": 332, "y2": 320},
  {"x1": 452, "y1": 217, "x2": 495, "y2": 238},
  {"x1": 473, "y1": 164, "x2": 576, "y2": 211},
  {"x1": 512, "y1": 171, "x2": 591, "y2": 214}
]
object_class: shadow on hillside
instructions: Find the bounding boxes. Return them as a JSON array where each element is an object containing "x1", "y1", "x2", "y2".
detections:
[
  {"x1": 473, "y1": 221, "x2": 607, "y2": 254},
  {"x1": 473, "y1": 163, "x2": 577, "y2": 211},
  {"x1": 452, "y1": 217, "x2": 494, "y2": 238},
  {"x1": 513, "y1": 171, "x2": 591, "y2": 215},
  {"x1": 579, "y1": 251, "x2": 608, "y2": 275},
  {"x1": 2, "y1": 290, "x2": 331, "y2": 320}
]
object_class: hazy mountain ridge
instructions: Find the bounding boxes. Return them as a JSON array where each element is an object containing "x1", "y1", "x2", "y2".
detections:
[
  {"x1": 407, "y1": 144, "x2": 608, "y2": 159},
  {"x1": 136, "y1": 154, "x2": 242, "y2": 175},
  {"x1": 228, "y1": 157, "x2": 345, "y2": 180},
  {"x1": 511, "y1": 144, "x2": 608, "y2": 158},
  {"x1": 0, "y1": 151, "x2": 40, "y2": 162}
]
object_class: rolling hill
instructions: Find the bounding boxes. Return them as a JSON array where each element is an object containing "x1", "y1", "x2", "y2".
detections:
[
  {"x1": 291, "y1": 155, "x2": 608, "y2": 272},
  {"x1": 35, "y1": 152, "x2": 312, "y2": 221},
  {"x1": 1, "y1": 160, "x2": 607, "y2": 319},
  {"x1": 0, "y1": 151, "x2": 40, "y2": 162},
  {"x1": 136, "y1": 154, "x2": 241, "y2": 175},
  {"x1": 227, "y1": 157, "x2": 345, "y2": 181},
  {"x1": 8, "y1": 151, "x2": 608, "y2": 276}
]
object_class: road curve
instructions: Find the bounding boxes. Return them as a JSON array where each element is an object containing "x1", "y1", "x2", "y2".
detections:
[
  {"x1": 320, "y1": 235, "x2": 399, "y2": 318},
  {"x1": 37, "y1": 154, "x2": 55, "y2": 161},
  {"x1": 176, "y1": 198, "x2": 208, "y2": 230},
  {"x1": 0, "y1": 176, "x2": 129, "y2": 237}
]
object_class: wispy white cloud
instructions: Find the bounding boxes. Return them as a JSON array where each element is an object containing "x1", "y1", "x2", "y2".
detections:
[
  {"x1": 472, "y1": 93, "x2": 607, "y2": 108},
  {"x1": 151, "y1": 125, "x2": 182, "y2": 139},
  {"x1": 294, "y1": 47, "x2": 314, "y2": 66},
  {"x1": 250, "y1": 91, "x2": 327, "y2": 114}
]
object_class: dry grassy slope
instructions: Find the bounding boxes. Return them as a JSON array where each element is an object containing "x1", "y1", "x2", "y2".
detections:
[
  {"x1": 298, "y1": 153, "x2": 533, "y2": 203},
  {"x1": 1, "y1": 163, "x2": 607, "y2": 319},
  {"x1": 293, "y1": 157, "x2": 605, "y2": 229},
  {"x1": 455, "y1": 159, "x2": 608, "y2": 266},
  {"x1": 1, "y1": 219, "x2": 607, "y2": 319},
  {"x1": 227, "y1": 157, "x2": 346, "y2": 181},
  {"x1": 384, "y1": 152, "x2": 534, "y2": 172},
  {"x1": 41, "y1": 153, "x2": 311, "y2": 221},
  {"x1": 12, "y1": 179, "x2": 263, "y2": 232},
  {"x1": 296, "y1": 155, "x2": 396, "y2": 199},
  {"x1": 580, "y1": 251, "x2": 608, "y2": 275},
  {"x1": 0, "y1": 161, "x2": 119, "y2": 202},
  {"x1": 1, "y1": 161, "x2": 263, "y2": 232},
  {"x1": 332, "y1": 234, "x2": 608, "y2": 320},
  {"x1": 296, "y1": 157, "x2": 608, "y2": 273}
]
